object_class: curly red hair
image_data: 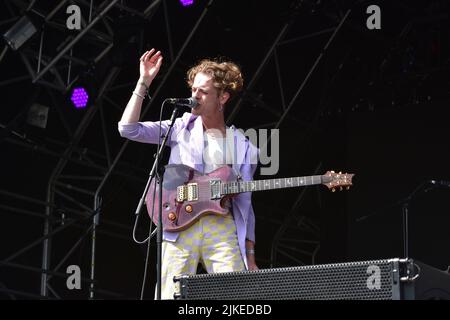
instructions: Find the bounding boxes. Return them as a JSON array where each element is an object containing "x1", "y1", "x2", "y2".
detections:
[{"x1": 186, "y1": 59, "x2": 244, "y2": 99}]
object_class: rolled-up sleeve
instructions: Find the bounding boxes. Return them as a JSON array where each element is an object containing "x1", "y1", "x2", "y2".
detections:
[
  {"x1": 118, "y1": 120, "x2": 177, "y2": 146},
  {"x1": 118, "y1": 113, "x2": 193, "y2": 146}
]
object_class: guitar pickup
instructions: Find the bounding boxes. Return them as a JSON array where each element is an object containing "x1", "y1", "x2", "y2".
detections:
[
  {"x1": 187, "y1": 183, "x2": 198, "y2": 201},
  {"x1": 209, "y1": 179, "x2": 221, "y2": 200},
  {"x1": 176, "y1": 185, "x2": 188, "y2": 202}
]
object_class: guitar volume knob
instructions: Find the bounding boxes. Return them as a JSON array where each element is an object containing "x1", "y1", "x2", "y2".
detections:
[
  {"x1": 168, "y1": 212, "x2": 177, "y2": 221},
  {"x1": 185, "y1": 205, "x2": 193, "y2": 213}
]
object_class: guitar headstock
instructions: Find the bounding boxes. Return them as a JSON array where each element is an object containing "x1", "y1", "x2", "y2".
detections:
[{"x1": 322, "y1": 171, "x2": 354, "y2": 192}]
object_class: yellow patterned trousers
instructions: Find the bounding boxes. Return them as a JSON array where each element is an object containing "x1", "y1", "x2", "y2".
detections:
[{"x1": 158, "y1": 214, "x2": 245, "y2": 299}]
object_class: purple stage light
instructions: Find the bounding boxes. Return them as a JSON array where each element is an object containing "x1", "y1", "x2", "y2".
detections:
[
  {"x1": 179, "y1": 0, "x2": 194, "y2": 7},
  {"x1": 70, "y1": 87, "x2": 89, "y2": 108}
]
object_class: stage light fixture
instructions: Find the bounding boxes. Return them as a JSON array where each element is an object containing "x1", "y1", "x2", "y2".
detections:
[
  {"x1": 27, "y1": 104, "x2": 49, "y2": 129},
  {"x1": 70, "y1": 87, "x2": 89, "y2": 109},
  {"x1": 2, "y1": 15, "x2": 37, "y2": 50},
  {"x1": 179, "y1": 0, "x2": 194, "y2": 7}
]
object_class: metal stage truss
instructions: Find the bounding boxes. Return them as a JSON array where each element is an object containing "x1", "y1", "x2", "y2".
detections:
[{"x1": 1, "y1": 0, "x2": 449, "y2": 299}]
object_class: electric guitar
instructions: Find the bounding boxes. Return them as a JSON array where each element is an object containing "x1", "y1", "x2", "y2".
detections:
[{"x1": 145, "y1": 164, "x2": 354, "y2": 232}]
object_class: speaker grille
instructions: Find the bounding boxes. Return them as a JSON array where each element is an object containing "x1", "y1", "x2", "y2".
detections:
[{"x1": 177, "y1": 259, "x2": 399, "y2": 300}]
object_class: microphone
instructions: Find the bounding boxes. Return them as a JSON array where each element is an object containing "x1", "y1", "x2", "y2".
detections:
[
  {"x1": 430, "y1": 180, "x2": 450, "y2": 187},
  {"x1": 165, "y1": 97, "x2": 198, "y2": 109}
]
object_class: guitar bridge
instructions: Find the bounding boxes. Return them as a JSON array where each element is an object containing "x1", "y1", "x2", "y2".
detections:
[{"x1": 209, "y1": 179, "x2": 221, "y2": 200}]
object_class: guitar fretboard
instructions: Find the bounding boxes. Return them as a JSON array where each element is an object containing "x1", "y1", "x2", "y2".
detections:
[{"x1": 221, "y1": 175, "x2": 324, "y2": 195}]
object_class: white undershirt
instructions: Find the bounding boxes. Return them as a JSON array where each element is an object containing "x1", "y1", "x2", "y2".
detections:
[{"x1": 203, "y1": 129, "x2": 234, "y2": 174}]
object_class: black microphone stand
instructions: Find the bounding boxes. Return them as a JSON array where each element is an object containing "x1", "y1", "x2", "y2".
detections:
[
  {"x1": 134, "y1": 103, "x2": 181, "y2": 300},
  {"x1": 356, "y1": 180, "x2": 433, "y2": 259}
]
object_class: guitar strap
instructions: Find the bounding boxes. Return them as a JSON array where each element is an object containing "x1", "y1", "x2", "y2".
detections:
[{"x1": 187, "y1": 168, "x2": 194, "y2": 182}]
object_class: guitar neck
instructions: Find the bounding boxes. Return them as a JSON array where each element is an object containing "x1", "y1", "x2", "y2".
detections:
[{"x1": 221, "y1": 175, "x2": 324, "y2": 195}]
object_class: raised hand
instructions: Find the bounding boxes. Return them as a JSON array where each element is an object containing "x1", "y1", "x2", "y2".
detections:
[{"x1": 139, "y1": 49, "x2": 163, "y2": 85}]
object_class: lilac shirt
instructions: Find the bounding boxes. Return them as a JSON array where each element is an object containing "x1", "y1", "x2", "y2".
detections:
[{"x1": 118, "y1": 112, "x2": 258, "y2": 269}]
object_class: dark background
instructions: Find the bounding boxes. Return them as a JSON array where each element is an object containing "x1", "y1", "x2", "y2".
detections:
[
  {"x1": 346, "y1": 106, "x2": 450, "y2": 270},
  {"x1": 1, "y1": 0, "x2": 449, "y2": 299}
]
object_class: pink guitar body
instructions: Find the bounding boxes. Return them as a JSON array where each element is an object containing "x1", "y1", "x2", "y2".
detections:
[{"x1": 145, "y1": 164, "x2": 236, "y2": 232}]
